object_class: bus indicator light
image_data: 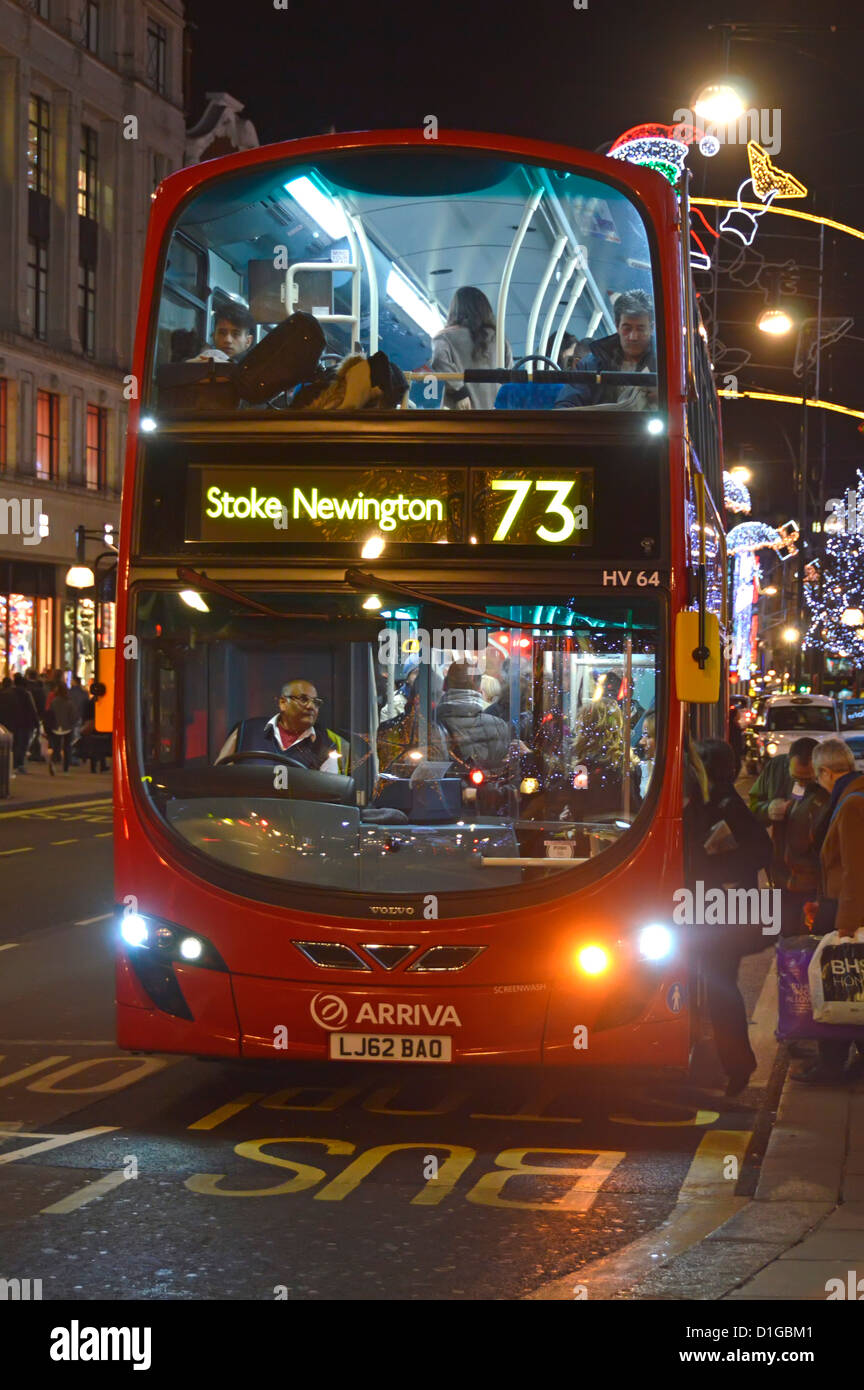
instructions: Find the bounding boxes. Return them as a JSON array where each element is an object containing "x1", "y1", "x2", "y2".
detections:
[{"x1": 577, "y1": 945, "x2": 610, "y2": 976}]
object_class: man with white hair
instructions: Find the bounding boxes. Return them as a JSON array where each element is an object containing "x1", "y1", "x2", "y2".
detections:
[{"x1": 793, "y1": 738, "x2": 864, "y2": 1083}]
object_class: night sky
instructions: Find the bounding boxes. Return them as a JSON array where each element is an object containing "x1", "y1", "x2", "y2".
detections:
[{"x1": 184, "y1": 0, "x2": 864, "y2": 526}]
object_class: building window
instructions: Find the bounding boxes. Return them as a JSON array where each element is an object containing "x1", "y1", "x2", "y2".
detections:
[
  {"x1": 78, "y1": 126, "x2": 98, "y2": 219},
  {"x1": 35, "y1": 390, "x2": 59, "y2": 481},
  {"x1": 78, "y1": 263, "x2": 96, "y2": 355},
  {"x1": 27, "y1": 239, "x2": 48, "y2": 340},
  {"x1": 86, "y1": 404, "x2": 107, "y2": 489},
  {"x1": 146, "y1": 19, "x2": 167, "y2": 94},
  {"x1": 27, "y1": 95, "x2": 51, "y2": 196},
  {"x1": 82, "y1": 0, "x2": 99, "y2": 52},
  {"x1": 0, "y1": 380, "x2": 6, "y2": 472}
]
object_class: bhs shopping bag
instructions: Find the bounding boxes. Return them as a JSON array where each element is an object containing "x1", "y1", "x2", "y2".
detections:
[{"x1": 808, "y1": 930, "x2": 864, "y2": 1024}]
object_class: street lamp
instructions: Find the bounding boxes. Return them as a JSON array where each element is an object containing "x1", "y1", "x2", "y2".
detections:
[
  {"x1": 692, "y1": 81, "x2": 746, "y2": 124},
  {"x1": 729, "y1": 465, "x2": 752, "y2": 484},
  {"x1": 757, "y1": 307, "x2": 794, "y2": 336},
  {"x1": 783, "y1": 626, "x2": 800, "y2": 643}
]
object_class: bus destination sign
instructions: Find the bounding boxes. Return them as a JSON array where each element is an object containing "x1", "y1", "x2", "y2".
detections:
[{"x1": 186, "y1": 465, "x2": 594, "y2": 547}]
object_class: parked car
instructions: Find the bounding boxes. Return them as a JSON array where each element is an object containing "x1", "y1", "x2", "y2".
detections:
[{"x1": 744, "y1": 693, "x2": 840, "y2": 773}]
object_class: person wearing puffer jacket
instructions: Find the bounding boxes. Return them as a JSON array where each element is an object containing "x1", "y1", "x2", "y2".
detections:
[{"x1": 434, "y1": 662, "x2": 512, "y2": 773}]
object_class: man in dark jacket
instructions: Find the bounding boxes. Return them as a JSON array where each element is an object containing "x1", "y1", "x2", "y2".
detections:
[
  {"x1": 554, "y1": 289, "x2": 656, "y2": 409},
  {"x1": 435, "y1": 662, "x2": 512, "y2": 773},
  {"x1": 749, "y1": 737, "x2": 818, "y2": 888},
  {"x1": 24, "y1": 668, "x2": 46, "y2": 761},
  {"x1": 10, "y1": 672, "x2": 38, "y2": 772},
  {"x1": 216, "y1": 679, "x2": 342, "y2": 773}
]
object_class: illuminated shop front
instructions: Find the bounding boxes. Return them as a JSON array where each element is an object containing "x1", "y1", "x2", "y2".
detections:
[{"x1": 0, "y1": 562, "x2": 55, "y2": 677}]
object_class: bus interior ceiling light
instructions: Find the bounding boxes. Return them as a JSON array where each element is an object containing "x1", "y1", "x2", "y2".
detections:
[
  {"x1": 385, "y1": 264, "x2": 445, "y2": 337},
  {"x1": 283, "y1": 175, "x2": 350, "y2": 240},
  {"x1": 362, "y1": 595, "x2": 382, "y2": 610},
  {"x1": 361, "y1": 535, "x2": 386, "y2": 559},
  {"x1": 639, "y1": 924, "x2": 673, "y2": 961},
  {"x1": 180, "y1": 590, "x2": 209, "y2": 612},
  {"x1": 139, "y1": 416, "x2": 158, "y2": 433},
  {"x1": 65, "y1": 565, "x2": 95, "y2": 588}
]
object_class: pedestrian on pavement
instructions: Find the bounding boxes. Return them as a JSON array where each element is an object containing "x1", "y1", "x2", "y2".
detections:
[
  {"x1": 47, "y1": 681, "x2": 75, "y2": 773},
  {"x1": 781, "y1": 751, "x2": 831, "y2": 935},
  {"x1": 749, "y1": 740, "x2": 816, "y2": 889},
  {"x1": 693, "y1": 738, "x2": 773, "y2": 1097},
  {"x1": 10, "y1": 672, "x2": 39, "y2": 772},
  {"x1": 24, "y1": 667, "x2": 46, "y2": 761},
  {"x1": 793, "y1": 738, "x2": 864, "y2": 1083},
  {"x1": 80, "y1": 681, "x2": 110, "y2": 772}
]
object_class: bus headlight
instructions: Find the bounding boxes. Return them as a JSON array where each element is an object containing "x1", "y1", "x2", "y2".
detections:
[
  {"x1": 577, "y1": 944, "x2": 610, "y2": 976},
  {"x1": 179, "y1": 936, "x2": 204, "y2": 961},
  {"x1": 766, "y1": 741, "x2": 778, "y2": 755},
  {"x1": 120, "y1": 913, "x2": 149, "y2": 948},
  {"x1": 638, "y1": 924, "x2": 673, "y2": 961}
]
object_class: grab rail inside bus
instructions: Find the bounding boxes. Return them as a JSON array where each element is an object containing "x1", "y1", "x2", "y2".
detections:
[{"x1": 496, "y1": 187, "x2": 544, "y2": 367}]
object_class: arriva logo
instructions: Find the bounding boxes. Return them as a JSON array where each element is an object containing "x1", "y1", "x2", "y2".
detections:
[
  {"x1": 309, "y1": 994, "x2": 462, "y2": 1030},
  {"x1": 309, "y1": 993, "x2": 349, "y2": 1029}
]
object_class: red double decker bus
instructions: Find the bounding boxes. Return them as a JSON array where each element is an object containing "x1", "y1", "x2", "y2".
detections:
[{"x1": 114, "y1": 129, "x2": 726, "y2": 1072}]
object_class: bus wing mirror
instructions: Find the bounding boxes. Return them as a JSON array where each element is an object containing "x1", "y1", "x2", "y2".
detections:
[{"x1": 675, "y1": 611, "x2": 720, "y2": 704}]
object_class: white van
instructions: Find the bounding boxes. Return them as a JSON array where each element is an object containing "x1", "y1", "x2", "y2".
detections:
[{"x1": 751, "y1": 694, "x2": 840, "y2": 768}]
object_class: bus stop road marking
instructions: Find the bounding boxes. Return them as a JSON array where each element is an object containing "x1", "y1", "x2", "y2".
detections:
[
  {"x1": 188, "y1": 1093, "x2": 267, "y2": 1130},
  {"x1": 526, "y1": 1129, "x2": 753, "y2": 1300},
  {"x1": 41, "y1": 1168, "x2": 129, "y2": 1215}
]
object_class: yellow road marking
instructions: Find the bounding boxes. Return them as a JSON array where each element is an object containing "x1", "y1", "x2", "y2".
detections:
[
  {"x1": 188, "y1": 1093, "x2": 266, "y2": 1130},
  {"x1": 0, "y1": 798, "x2": 111, "y2": 820},
  {"x1": 0, "y1": 944, "x2": 19, "y2": 953},
  {"x1": 41, "y1": 1168, "x2": 129, "y2": 1215},
  {"x1": 0, "y1": 847, "x2": 33, "y2": 856},
  {"x1": 51, "y1": 838, "x2": 79, "y2": 845},
  {"x1": 94, "y1": 831, "x2": 112, "y2": 838}
]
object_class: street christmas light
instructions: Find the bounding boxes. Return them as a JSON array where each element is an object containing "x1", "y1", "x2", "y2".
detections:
[
  {"x1": 729, "y1": 465, "x2": 752, "y2": 484},
  {"x1": 841, "y1": 607, "x2": 864, "y2": 627},
  {"x1": 762, "y1": 585, "x2": 778, "y2": 596},
  {"x1": 757, "y1": 307, "x2": 794, "y2": 336}
]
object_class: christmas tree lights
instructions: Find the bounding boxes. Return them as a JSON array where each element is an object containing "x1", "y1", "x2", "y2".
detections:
[{"x1": 805, "y1": 470, "x2": 864, "y2": 654}]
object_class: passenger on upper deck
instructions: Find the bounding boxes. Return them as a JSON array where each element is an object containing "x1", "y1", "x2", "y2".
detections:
[
  {"x1": 208, "y1": 304, "x2": 255, "y2": 361},
  {"x1": 555, "y1": 289, "x2": 656, "y2": 410},
  {"x1": 430, "y1": 287, "x2": 512, "y2": 411},
  {"x1": 216, "y1": 679, "x2": 342, "y2": 772}
]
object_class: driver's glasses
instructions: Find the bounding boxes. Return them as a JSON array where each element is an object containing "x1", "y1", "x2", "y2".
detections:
[{"x1": 284, "y1": 695, "x2": 323, "y2": 708}]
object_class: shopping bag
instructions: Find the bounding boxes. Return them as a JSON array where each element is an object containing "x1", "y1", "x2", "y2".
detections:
[
  {"x1": 775, "y1": 936, "x2": 864, "y2": 1041},
  {"x1": 808, "y1": 930, "x2": 864, "y2": 1024}
]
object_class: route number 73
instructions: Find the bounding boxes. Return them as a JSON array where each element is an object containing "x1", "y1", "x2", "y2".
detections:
[{"x1": 491, "y1": 479, "x2": 589, "y2": 543}]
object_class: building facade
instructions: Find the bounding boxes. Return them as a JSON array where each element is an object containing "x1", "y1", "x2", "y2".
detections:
[{"x1": 0, "y1": 0, "x2": 186, "y2": 678}]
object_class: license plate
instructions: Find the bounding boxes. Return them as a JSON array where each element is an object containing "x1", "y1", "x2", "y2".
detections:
[{"x1": 329, "y1": 1033, "x2": 452, "y2": 1062}]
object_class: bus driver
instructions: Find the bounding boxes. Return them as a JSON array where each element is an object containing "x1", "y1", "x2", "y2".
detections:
[{"x1": 216, "y1": 679, "x2": 343, "y2": 772}]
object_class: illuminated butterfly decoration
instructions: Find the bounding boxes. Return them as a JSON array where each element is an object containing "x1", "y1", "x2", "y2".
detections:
[{"x1": 720, "y1": 142, "x2": 808, "y2": 246}]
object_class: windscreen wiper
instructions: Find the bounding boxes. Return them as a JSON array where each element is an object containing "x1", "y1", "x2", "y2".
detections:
[
  {"x1": 176, "y1": 566, "x2": 332, "y2": 621},
  {"x1": 344, "y1": 568, "x2": 583, "y2": 633}
]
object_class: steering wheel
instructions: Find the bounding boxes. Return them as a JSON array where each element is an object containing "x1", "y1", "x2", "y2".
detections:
[
  {"x1": 218, "y1": 751, "x2": 309, "y2": 770},
  {"x1": 513, "y1": 354, "x2": 564, "y2": 372}
]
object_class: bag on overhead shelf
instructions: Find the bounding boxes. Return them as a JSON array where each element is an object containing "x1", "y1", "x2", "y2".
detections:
[{"x1": 808, "y1": 929, "x2": 864, "y2": 1024}]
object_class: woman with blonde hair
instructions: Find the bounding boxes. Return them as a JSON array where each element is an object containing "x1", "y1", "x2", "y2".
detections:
[{"x1": 568, "y1": 697, "x2": 641, "y2": 815}]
